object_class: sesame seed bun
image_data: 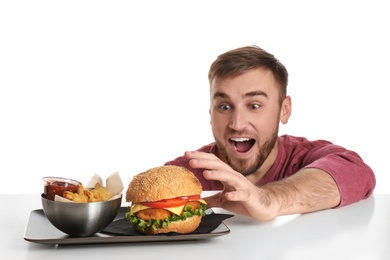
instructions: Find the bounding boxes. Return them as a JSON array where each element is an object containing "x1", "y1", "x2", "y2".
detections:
[{"x1": 126, "y1": 165, "x2": 202, "y2": 203}]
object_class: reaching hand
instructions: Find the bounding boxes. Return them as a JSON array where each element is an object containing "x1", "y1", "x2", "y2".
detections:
[
  {"x1": 185, "y1": 151, "x2": 278, "y2": 221},
  {"x1": 185, "y1": 150, "x2": 341, "y2": 221}
]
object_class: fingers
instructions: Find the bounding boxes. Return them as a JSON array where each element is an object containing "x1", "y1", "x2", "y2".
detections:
[
  {"x1": 185, "y1": 151, "x2": 269, "y2": 220},
  {"x1": 202, "y1": 191, "x2": 247, "y2": 207},
  {"x1": 185, "y1": 151, "x2": 236, "y2": 180},
  {"x1": 202, "y1": 192, "x2": 222, "y2": 208},
  {"x1": 225, "y1": 189, "x2": 250, "y2": 202},
  {"x1": 185, "y1": 151, "x2": 230, "y2": 171},
  {"x1": 186, "y1": 150, "x2": 250, "y2": 188},
  {"x1": 186, "y1": 150, "x2": 254, "y2": 205}
]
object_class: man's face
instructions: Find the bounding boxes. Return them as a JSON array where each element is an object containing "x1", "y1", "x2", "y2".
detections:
[{"x1": 209, "y1": 68, "x2": 286, "y2": 176}]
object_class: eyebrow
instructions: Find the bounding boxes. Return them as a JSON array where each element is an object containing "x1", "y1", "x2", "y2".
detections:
[{"x1": 213, "y1": 90, "x2": 268, "y2": 100}]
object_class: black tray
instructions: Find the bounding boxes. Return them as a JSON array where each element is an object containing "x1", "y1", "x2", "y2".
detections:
[{"x1": 24, "y1": 207, "x2": 230, "y2": 245}]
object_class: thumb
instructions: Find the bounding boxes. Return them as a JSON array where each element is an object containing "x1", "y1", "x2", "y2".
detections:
[{"x1": 203, "y1": 192, "x2": 223, "y2": 208}]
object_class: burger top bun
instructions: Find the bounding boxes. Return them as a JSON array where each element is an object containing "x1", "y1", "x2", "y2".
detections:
[{"x1": 126, "y1": 165, "x2": 202, "y2": 203}]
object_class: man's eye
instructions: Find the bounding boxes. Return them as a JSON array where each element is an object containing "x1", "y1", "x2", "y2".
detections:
[
  {"x1": 250, "y1": 104, "x2": 261, "y2": 109},
  {"x1": 218, "y1": 104, "x2": 231, "y2": 110}
]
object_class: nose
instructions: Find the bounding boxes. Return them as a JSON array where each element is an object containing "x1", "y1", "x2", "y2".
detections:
[{"x1": 229, "y1": 109, "x2": 248, "y2": 132}]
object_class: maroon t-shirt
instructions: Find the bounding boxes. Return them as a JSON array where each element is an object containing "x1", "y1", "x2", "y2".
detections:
[{"x1": 165, "y1": 135, "x2": 376, "y2": 207}]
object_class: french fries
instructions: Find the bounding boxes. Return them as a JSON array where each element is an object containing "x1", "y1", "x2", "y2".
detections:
[{"x1": 64, "y1": 183, "x2": 112, "y2": 203}]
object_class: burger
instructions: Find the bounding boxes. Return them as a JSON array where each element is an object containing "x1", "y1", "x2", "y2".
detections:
[{"x1": 125, "y1": 165, "x2": 207, "y2": 235}]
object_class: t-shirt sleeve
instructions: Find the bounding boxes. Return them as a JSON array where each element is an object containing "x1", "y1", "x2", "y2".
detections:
[{"x1": 303, "y1": 145, "x2": 376, "y2": 207}]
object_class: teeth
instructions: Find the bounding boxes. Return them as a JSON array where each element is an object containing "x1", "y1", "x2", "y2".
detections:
[{"x1": 230, "y1": 137, "x2": 251, "y2": 142}]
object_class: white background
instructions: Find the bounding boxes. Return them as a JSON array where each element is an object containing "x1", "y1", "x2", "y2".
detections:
[{"x1": 1, "y1": 1, "x2": 388, "y2": 194}]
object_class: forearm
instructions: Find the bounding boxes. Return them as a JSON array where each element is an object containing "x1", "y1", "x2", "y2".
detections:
[{"x1": 259, "y1": 168, "x2": 341, "y2": 219}]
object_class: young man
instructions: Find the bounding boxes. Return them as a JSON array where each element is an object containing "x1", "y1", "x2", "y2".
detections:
[{"x1": 165, "y1": 46, "x2": 376, "y2": 221}]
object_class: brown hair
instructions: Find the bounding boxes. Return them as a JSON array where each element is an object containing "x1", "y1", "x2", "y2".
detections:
[{"x1": 208, "y1": 45, "x2": 289, "y2": 104}]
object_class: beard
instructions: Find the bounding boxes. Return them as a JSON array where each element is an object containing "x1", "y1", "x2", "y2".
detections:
[{"x1": 215, "y1": 124, "x2": 279, "y2": 177}]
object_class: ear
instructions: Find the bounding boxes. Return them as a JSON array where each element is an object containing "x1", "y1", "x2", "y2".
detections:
[{"x1": 280, "y1": 96, "x2": 292, "y2": 124}]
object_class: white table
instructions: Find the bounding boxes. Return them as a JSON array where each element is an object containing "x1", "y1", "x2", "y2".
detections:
[{"x1": 1, "y1": 193, "x2": 389, "y2": 260}]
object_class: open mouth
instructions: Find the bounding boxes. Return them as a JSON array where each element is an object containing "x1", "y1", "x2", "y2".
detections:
[{"x1": 229, "y1": 137, "x2": 255, "y2": 153}]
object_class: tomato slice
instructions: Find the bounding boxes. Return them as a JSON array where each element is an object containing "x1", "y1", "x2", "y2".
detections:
[
  {"x1": 187, "y1": 194, "x2": 201, "y2": 201},
  {"x1": 141, "y1": 195, "x2": 200, "y2": 208}
]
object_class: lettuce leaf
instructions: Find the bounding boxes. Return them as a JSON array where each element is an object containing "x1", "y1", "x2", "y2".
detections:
[{"x1": 126, "y1": 203, "x2": 207, "y2": 232}]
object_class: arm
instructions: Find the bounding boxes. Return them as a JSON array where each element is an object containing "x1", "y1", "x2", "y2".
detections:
[
  {"x1": 186, "y1": 151, "x2": 340, "y2": 221},
  {"x1": 258, "y1": 168, "x2": 340, "y2": 219}
]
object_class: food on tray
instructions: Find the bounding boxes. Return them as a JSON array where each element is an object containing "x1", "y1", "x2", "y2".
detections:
[
  {"x1": 64, "y1": 183, "x2": 113, "y2": 203},
  {"x1": 43, "y1": 177, "x2": 82, "y2": 201},
  {"x1": 43, "y1": 176, "x2": 115, "y2": 202},
  {"x1": 125, "y1": 165, "x2": 207, "y2": 234}
]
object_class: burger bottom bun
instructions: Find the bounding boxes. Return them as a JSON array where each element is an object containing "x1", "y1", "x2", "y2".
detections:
[{"x1": 134, "y1": 215, "x2": 202, "y2": 235}]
